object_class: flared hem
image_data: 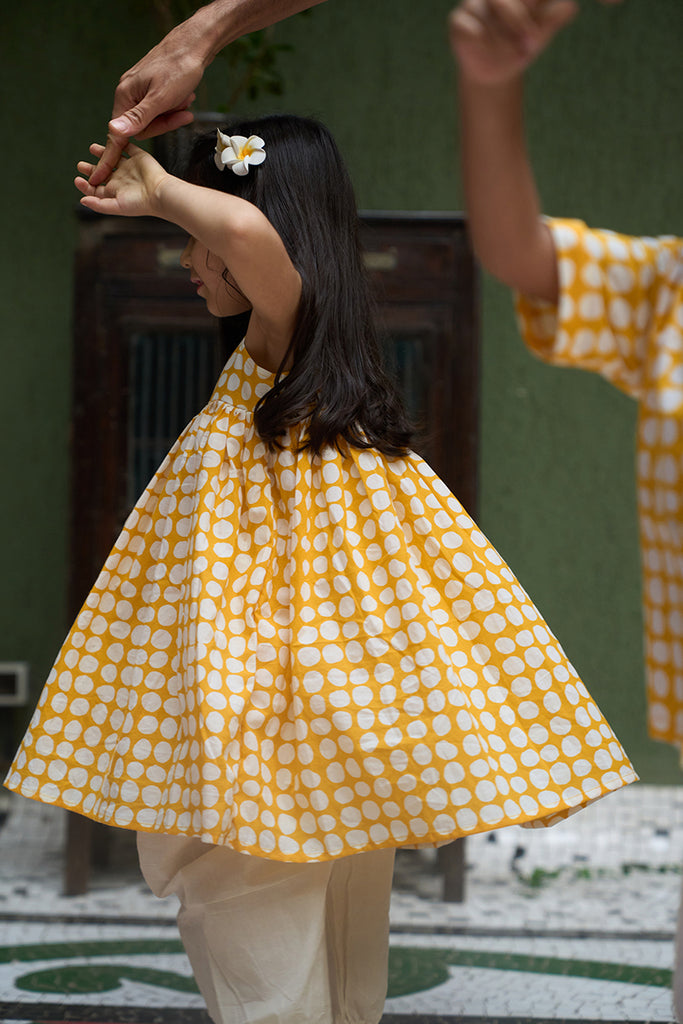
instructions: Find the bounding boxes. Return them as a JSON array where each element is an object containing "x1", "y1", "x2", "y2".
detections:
[{"x1": 5, "y1": 765, "x2": 639, "y2": 864}]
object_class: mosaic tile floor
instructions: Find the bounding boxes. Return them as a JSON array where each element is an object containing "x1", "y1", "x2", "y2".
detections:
[{"x1": 0, "y1": 784, "x2": 682, "y2": 1023}]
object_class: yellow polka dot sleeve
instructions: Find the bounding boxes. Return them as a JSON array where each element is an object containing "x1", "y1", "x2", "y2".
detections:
[
  {"x1": 516, "y1": 219, "x2": 683, "y2": 759},
  {"x1": 516, "y1": 219, "x2": 683, "y2": 409}
]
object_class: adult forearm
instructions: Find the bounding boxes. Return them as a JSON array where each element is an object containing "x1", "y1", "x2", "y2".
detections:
[
  {"x1": 189, "y1": 0, "x2": 328, "y2": 67},
  {"x1": 459, "y1": 74, "x2": 557, "y2": 302}
]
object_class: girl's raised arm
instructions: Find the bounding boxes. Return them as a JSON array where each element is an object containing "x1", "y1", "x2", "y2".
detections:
[{"x1": 76, "y1": 143, "x2": 301, "y2": 347}]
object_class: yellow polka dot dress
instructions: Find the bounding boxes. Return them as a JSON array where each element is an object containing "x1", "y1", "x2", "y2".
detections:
[
  {"x1": 5, "y1": 341, "x2": 637, "y2": 861},
  {"x1": 516, "y1": 219, "x2": 683, "y2": 757}
]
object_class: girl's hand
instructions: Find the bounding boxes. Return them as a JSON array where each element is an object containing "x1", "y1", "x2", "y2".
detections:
[
  {"x1": 449, "y1": 0, "x2": 580, "y2": 85},
  {"x1": 75, "y1": 143, "x2": 170, "y2": 217}
]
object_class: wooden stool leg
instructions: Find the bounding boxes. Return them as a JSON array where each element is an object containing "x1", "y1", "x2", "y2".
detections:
[
  {"x1": 64, "y1": 811, "x2": 93, "y2": 896},
  {"x1": 438, "y1": 837, "x2": 466, "y2": 902}
]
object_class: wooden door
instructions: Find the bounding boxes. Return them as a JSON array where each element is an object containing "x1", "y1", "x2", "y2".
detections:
[{"x1": 65, "y1": 210, "x2": 479, "y2": 898}]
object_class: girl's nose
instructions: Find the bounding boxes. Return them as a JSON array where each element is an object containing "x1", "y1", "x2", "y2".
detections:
[{"x1": 180, "y1": 238, "x2": 195, "y2": 269}]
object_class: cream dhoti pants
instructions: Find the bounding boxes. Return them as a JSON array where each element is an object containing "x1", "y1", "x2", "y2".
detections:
[{"x1": 137, "y1": 833, "x2": 395, "y2": 1024}]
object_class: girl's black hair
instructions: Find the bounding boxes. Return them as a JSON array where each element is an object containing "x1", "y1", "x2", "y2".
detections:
[{"x1": 185, "y1": 114, "x2": 414, "y2": 457}]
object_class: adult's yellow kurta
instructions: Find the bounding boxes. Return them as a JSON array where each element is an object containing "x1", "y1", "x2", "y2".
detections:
[
  {"x1": 517, "y1": 219, "x2": 683, "y2": 757},
  {"x1": 5, "y1": 341, "x2": 636, "y2": 860}
]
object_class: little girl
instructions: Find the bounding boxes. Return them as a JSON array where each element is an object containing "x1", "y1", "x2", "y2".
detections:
[{"x1": 6, "y1": 113, "x2": 636, "y2": 1024}]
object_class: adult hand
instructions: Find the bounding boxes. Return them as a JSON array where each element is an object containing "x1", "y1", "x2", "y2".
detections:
[
  {"x1": 88, "y1": 0, "x2": 331, "y2": 187},
  {"x1": 450, "y1": 0, "x2": 622, "y2": 86},
  {"x1": 76, "y1": 143, "x2": 171, "y2": 218},
  {"x1": 88, "y1": 23, "x2": 205, "y2": 187}
]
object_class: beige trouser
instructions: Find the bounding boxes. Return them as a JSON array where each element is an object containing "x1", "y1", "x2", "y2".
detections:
[{"x1": 137, "y1": 832, "x2": 395, "y2": 1024}]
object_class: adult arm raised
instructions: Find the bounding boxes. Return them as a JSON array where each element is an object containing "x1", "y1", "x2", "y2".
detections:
[
  {"x1": 450, "y1": 0, "x2": 622, "y2": 304},
  {"x1": 90, "y1": 0, "x2": 328, "y2": 186}
]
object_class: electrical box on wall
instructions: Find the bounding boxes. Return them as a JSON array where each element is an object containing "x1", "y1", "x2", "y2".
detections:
[{"x1": 0, "y1": 663, "x2": 29, "y2": 707}]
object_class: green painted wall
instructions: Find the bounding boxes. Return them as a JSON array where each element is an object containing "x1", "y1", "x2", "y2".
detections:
[{"x1": 2, "y1": 0, "x2": 682, "y2": 781}]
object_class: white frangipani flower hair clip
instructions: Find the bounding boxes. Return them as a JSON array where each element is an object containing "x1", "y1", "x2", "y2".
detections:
[{"x1": 214, "y1": 130, "x2": 266, "y2": 176}]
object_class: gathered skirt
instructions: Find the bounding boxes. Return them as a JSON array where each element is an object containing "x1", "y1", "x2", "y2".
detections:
[{"x1": 5, "y1": 342, "x2": 637, "y2": 861}]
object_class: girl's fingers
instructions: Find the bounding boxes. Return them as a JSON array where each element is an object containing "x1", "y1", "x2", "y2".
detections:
[
  {"x1": 78, "y1": 140, "x2": 127, "y2": 188},
  {"x1": 79, "y1": 195, "x2": 119, "y2": 215},
  {"x1": 78, "y1": 146, "x2": 105, "y2": 185},
  {"x1": 74, "y1": 174, "x2": 108, "y2": 197}
]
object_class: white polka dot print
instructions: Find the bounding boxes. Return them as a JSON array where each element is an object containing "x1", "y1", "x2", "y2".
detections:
[
  {"x1": 517, "y1": 218, "x2": 683, "y2": 758},
  {"x1": 5, "y1": 341, "x2": 637, "y2": 860}
]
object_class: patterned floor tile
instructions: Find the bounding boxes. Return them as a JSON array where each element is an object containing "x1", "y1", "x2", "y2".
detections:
[{"x1": 1, "y1": 785, "x2": 682, "y2": 1021}]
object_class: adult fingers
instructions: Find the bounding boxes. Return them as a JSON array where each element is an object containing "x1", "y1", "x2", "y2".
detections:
[
  {"x1": 89, "y1": 88, "x2": 195, "y2": 186},
  {"x1": 536, "y1": 0, "x2": 578, "y2": 45},
  {"x1": 88, "y1": 94, "x2": 156, "y2": 186},
  {"x1": 108, "y1": 98, "x2": 153, "y2": 138},
  {"x1": 132, "y1": 106, "x2": 195, "y2": 141},
  {"x1": 449, "y1": 4, "x2": 486, "y2": 41},
  {"x1": 109, "y1": 88, "x2": 194, "y2": 136},
  {"x1": 450, "y1": 0, "x2": 535, "y2": 55},
  {"x1": 484, "y1": 0, "x2": 537, "y2": 36},
  {"x1": 88, "y1": 130, "x2": 128, "y2": 187}
]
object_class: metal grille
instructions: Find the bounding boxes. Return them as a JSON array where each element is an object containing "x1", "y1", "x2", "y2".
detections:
[
  {"x1": 381, "y1": 331, "x2": 433, "y2": 426},
  {"x1": 126, "y1": 328, "x2": 438, "y2": 504},
  {"x1": 127, "y1": 330, "x2": 222, "y2": 503}
]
